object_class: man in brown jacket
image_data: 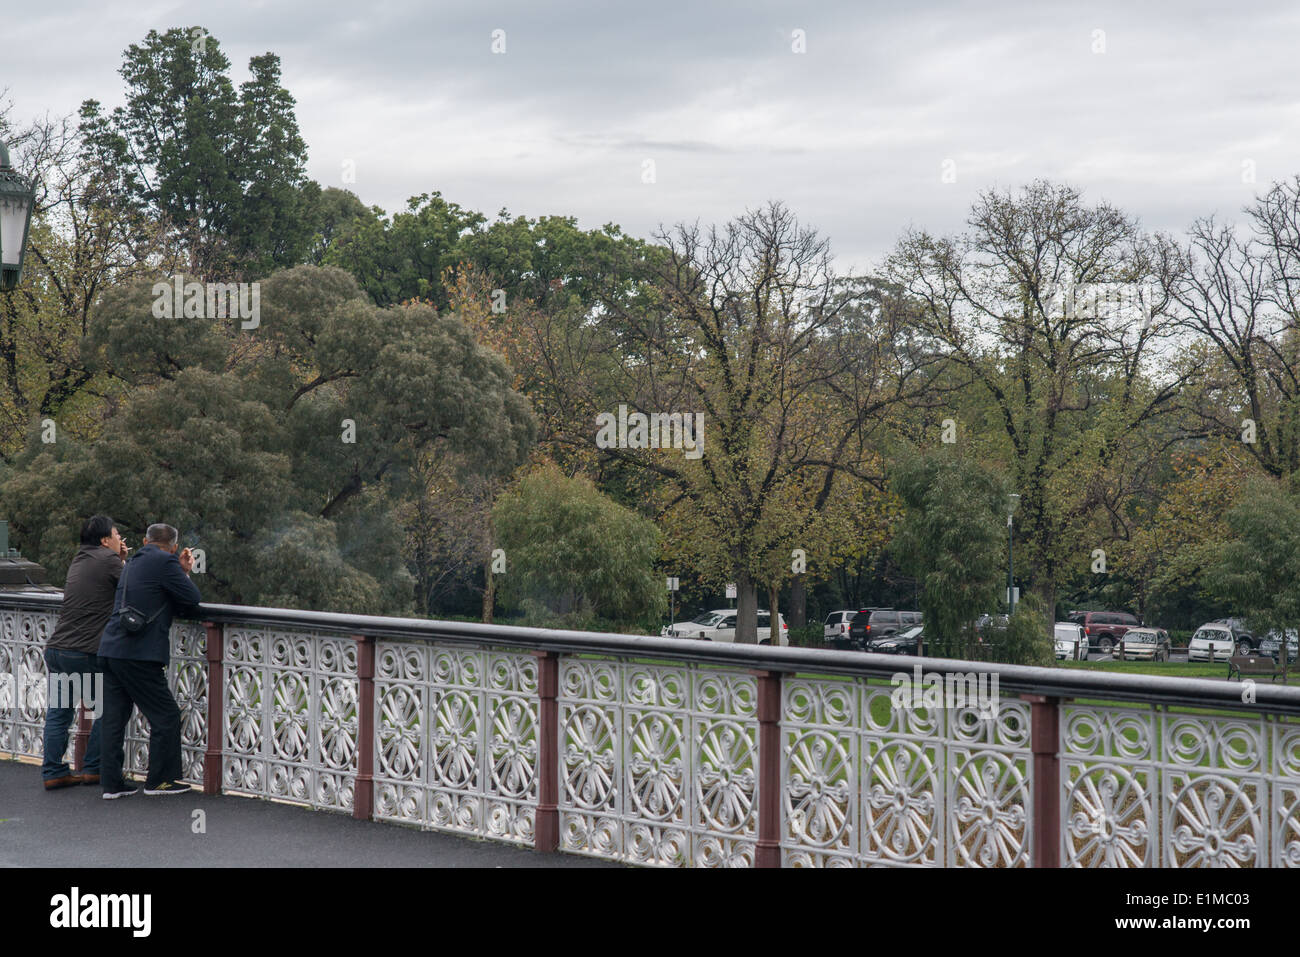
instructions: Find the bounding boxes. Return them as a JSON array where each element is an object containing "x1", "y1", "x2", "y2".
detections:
[{"x1": 41, "y1": 515, "x2": 127, "y2": 790}]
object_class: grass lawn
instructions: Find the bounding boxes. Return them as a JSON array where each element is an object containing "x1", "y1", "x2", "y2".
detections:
[{"x1": 1058, "y1": 659, "x2": 1298, "y2": 681}]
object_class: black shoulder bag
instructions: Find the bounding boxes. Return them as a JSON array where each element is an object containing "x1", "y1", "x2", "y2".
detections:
[{"x1": 115, "y1": 555, "x2": 162, "y2": 635}]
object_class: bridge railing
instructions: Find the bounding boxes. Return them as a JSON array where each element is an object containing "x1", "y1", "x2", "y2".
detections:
[{"x1": 3, "y1": 592, "x2": 1298, "y2": 867}]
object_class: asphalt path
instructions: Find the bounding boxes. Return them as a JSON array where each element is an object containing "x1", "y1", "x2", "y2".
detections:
[{"x1": 0, "y1": 759, "x2": 617, "y2": 868}]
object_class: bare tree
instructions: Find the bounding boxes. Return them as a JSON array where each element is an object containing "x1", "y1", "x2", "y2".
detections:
[
  {"x1": 1163, "y1": 177, "x2": 1300, "y2": 478},
  {"x1": 887, "y1": 180, "x2": 1186, "y2": 612}
]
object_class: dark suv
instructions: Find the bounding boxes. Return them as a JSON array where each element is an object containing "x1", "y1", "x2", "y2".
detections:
[
  {"x1": 1069, "y1": 611, "x2": 1141, "y2": 655},
  {"x1": 849, "y1": 609, "x2": 922, "y2": 649}
]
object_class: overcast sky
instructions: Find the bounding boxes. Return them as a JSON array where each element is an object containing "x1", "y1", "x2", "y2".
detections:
[{"x1": 7, "y1": 0, "x2": 1298, "y2": 273}]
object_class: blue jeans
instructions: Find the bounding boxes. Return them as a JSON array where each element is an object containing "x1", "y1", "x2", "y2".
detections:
[{"x1": 41, "y1": 647, "x2": 103, "y2": 779}]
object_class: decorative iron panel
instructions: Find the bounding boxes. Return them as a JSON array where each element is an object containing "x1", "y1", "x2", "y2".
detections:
[
  {"x1": 0, "y1": 607, "x2": 60, "y2": 761},
  {"x1": 373, "y1": 641, "x2": 539, "y2": 845},
  {"x1": 1061, "y1": 704, "x2": 1300, "y2": 867},
  {"x1": 223, "y1": 627, "x2": 357, "y2": 812},
  {"x1": 0, "y1": 611, "x2": 207, "y2": 780},
  {"x1": 781, "y1": 676, "x2": 1031, "y2": 867},
  {"x1": 557, "y1": 658, "x2": 759, "y2": 867}
]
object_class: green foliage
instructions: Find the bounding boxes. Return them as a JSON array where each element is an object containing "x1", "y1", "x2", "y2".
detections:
[
  {"x1": 79, "y1": 28, "x2": 316, "y2": 278},
  {"x1": 994, "y1": 593, "x2": 1056, "y2": 666},
  {"x1": 890, "y1": 452, "x2": 1007, "y2": 658},
  {"x1": 1210, "y1": 479, "x2": 1300, "y2": 640},
  {"x1": 0, "y1": 266, "x2": 533, "y2": 613},
  {"x1": 492, "y1": 465, "x2": 665, "y2": 624},
  {"x1": 323, "y1": 192, "x2": 486, "y2": 308},
  {"x1": 786, "y1": 623, "x2": 826, "y2": 648}
]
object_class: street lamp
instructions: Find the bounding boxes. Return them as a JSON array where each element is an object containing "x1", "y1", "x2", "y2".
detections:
[
  {"x1": 1006, "y1": 493, "x2": 1020, "y2": 615},
  {"x1": 0, "y1": 139, "x2": 36, "y2": 292}
]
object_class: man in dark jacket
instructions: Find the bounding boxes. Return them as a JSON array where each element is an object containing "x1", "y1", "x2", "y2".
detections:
[
  {"x1": 41, "y1": 515, "x2": 127, "y2": 790},
  {"x1": 98, "y1": 523, "x2": 201, "y2": 799}
]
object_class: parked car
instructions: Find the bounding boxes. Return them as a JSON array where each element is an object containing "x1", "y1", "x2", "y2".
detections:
[
  {"x1": 849, "y1": 609, "x2": 922, "y2": 649},
  {"x1": 865, "y1": 624, "x2": 923, "y2": 655},
  {"x1": 661, "y1": 609, "x2": 788, "y2": 645},
  {"x1": 1211, "y1": 618, "x2": 1257, "y2": 654},
  {"x1": 1053, "y1": 622, "x2": 1088, "y2": 661},
  {"x1": 823, "y1": 610, "x2": 858, "y2": 642},
  {"x1": 1187, "y1": 623, "x2": 1239, "y2": 662},
  {"x1": 1070, "y1": 611, "x2": 1141, "y2": 655},
  {"x1": 1259, "y1": 629, "x2": 1299, "y2": 664},
  {"x1": 1119, "y1": 627, "x2": 1171, "y2": 662}
]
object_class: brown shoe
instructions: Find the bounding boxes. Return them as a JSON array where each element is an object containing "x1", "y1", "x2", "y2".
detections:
[
  {"x1": 43, "y1": 775, "x2": 80, "y2": 790},
  {"x1": 79, "y1": 774, "x2": 100, "y2": 785}
]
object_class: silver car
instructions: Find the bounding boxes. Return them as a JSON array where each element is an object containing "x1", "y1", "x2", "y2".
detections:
[
  {"x1": 823, "y1": 610, "x2": 857, "y2": 641},
  {"x1": 1120, "y1": 627, "x2": 1171, "y2": 661},
  {"x1": 1259, "y1": 629, "x2": 1299, "y2": 663}
]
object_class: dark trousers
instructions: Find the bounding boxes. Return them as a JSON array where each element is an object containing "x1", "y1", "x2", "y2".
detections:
[{"x1": 99, "y1": 656, "x2": 182, "y2": 791}]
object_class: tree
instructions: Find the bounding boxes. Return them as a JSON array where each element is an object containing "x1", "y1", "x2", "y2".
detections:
[
  {"x1": 1210, "y1": 479, "x2": 1300, "y2": 681},
  {"x1": 492, "y1": 464, "x2": 665, "y2": 626},
  {"x1": 322, "y1": 192, "x2": 485, "y2": 308},
  {"x1": 1, "y1": 266, "x2": 535, "y2": 612},
  {"x1": 0, "y1": 108, "x2": 174, "y2": 461},
  {"x1": 79, "y1": 27, "x2": 316, "y2": 278},
  {"x1": 1161, "y1": 177, "x2": 1300, "y2": 479},
  {"x1": 534, "y1": 202, "x2": 937, "y2": 641},
  {"x1": 890, "y1": 452, "x2": 1007, "y2": 659},
  {"x1": 994, "y1": 593, "x2": 1056, "y2": 667},
  {"x1": 1103, "y1": 443, "x2": 1254, "y2": 627},
  {"x1": 888, "y1": 180, "x2": 1185, "y2": 613}
]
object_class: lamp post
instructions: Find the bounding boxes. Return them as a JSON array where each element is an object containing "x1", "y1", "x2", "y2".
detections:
[
  {"x1": 1007, "y1": 493, "x2": 1020, "y2": 615},
  {"x1": 0, "y1": 139, "x2": 36, "y2": 292}
]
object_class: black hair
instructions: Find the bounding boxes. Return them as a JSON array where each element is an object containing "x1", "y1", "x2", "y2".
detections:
[{"x1": 80, "y1": 515, "x2": 117, "y2": 546}]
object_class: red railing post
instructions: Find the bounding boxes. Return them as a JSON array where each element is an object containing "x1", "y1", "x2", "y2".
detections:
[
  {"x1": 72, "y1": 706, "x2": 92, "y2": 772},
  {"x1": 535, "y1": 651, "x2": 560, "y2": 852},
  {"x1": 755, "y1": 669, "x2": 782, "y2": 868},
  {"x1": 354, "y1": 634, "x2": 375, "y2": 821},
  {"x1": 1026, "y1": 693, "x2": 1061, "y2": 868},
  {"x1": 203, "y1": 621, "x2": 224, "y2": 795}
]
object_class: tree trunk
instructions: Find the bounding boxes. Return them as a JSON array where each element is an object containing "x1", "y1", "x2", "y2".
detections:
[
  {"x1": 790, "y1": 574, "x2": 806, "y2": 628},
  {"x1": 482, "y1": 536, "x2": 496, "y2": 624},
  {"x1": 735, "y1": 568, "x2": 758, "y2": 644},
  {"x1": 768, "y1": 581, "x2": 780, "y2": 646}
]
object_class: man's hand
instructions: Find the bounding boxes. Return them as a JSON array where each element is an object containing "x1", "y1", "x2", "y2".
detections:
[
  {"x1": 118, "y1": 542, "x2": 129, "y2": 561},
  {"x1": 179, "y1": 547, "x2": 194, "y2": 574}
]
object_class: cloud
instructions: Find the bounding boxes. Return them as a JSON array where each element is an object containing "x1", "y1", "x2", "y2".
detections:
[{"x1": 6, "y1": 0, "x2": 1299, "y2": 270}]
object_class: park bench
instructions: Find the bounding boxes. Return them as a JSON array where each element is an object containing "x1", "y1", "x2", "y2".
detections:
[{"x1": 1227, "y1": 654, "x2": 1282, "y2": 682}]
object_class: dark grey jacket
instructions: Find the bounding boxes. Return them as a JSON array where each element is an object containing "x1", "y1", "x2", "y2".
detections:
[
  {"x1": 49, "y1": 545, "x2": 124, "y2": 654},
  {"x1": 98, "y1": 545, "x2": 202, "y2": 663}
]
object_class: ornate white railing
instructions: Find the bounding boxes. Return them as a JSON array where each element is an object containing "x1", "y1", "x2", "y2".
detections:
[
  {"x1": 1062, "y1": 703, "x2": 1300, "y2": 867},
  {"x1": 3, "y1": 594, "x2": 1299, "y2": 867}
]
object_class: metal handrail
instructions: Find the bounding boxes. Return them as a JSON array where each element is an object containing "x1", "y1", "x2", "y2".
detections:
[{"x1": 3, "y1": 590, "x2": 1299, "y2": 715}]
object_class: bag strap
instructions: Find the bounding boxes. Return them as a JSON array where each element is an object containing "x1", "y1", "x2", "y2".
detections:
[{"x1": 114, "y1": 552, "x2": 166, "y2": 625}]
